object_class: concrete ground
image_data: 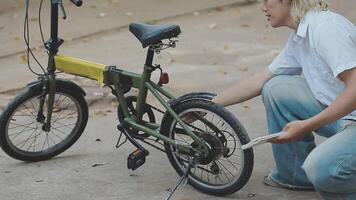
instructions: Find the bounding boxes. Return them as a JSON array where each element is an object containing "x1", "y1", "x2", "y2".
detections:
[{"x1": 0, "y1": 0, "x2": 355, "y2": 200}]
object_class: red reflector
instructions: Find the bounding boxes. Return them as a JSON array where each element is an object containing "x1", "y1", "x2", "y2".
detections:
[{"x1": 159, "y1": 73, "x2": 169, "y2": 84}]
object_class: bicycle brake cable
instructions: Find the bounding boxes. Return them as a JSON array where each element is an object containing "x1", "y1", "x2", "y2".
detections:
[
  {"x1": 39, "y1": 0, "x2": 47, "y2": 47},
  {"x1": 24, "y1": 0, "x2": 46, "y2": 76}
]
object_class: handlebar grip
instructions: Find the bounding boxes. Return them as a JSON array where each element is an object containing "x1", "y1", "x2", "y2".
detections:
[{"x1": 70, "y1": 0, "x2": 82, "y2": 7}]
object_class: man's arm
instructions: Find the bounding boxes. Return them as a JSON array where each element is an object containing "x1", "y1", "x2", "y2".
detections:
[
  {"x1": 213, "y1": 68, "x2": 275, "y2": 106},
  {"x1": 271, "y1": 67, "x2": 356, "y2": 143}
]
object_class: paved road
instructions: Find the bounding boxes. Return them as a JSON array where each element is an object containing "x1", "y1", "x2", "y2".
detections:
[{"x1": 0, "y1": 0, "x2": 355, "y2": 199}]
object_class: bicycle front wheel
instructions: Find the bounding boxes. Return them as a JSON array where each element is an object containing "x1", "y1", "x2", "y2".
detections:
[
  {"x1": 0, "y1": 84, "x2": 88, "y2": 162},
  {"x1": 161, "y1": 100, "x2": 254, "y2": 196}
]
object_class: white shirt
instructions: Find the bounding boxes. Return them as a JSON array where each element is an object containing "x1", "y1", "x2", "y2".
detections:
[{"x1": 269, "y1": 10, "x2": 356, "y2": 120}]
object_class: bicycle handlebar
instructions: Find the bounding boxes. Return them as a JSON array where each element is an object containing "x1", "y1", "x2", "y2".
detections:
[{"x1": 70, "y1": 0, "x2": 82, "y2": 7}]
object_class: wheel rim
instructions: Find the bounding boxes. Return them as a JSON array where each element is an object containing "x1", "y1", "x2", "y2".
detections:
[
  {"x1": 169, "y1": 108, "x2": 245, "y2": 189},
  {"x1": 5, "y1": 92, "x2": 82, "y2": 155}
]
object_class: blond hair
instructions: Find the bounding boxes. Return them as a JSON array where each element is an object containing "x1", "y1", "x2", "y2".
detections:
[{"x1": 290, "y1": 0, "x2": 329, "y2": 23}]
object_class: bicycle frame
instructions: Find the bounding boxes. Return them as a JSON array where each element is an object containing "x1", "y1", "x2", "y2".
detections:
[
  {"x1": 54, "y1": 53, "x2": 209, "y2": 156},
  {"x1": 44, "y1": 1, "x2": 209, "y2": 156}
]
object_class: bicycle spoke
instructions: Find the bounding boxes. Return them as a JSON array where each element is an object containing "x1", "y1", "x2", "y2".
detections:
[
  {"x1": 52, "y1": 111, "x2": 77, "y2": 122},
  {"x1": 216, "y1": 160, "x2": 238, "y2": 177},
  {"x1": 52, "y1": 120, "x2": 76, "y2": 130},
  {"x1": 215, "y1": 161, "x2": 234, "y2": 182},
  {"x1": 27, "y1": 130, "x2": 40, "y2": 152},
  {"x1": 8, "y1": 123, "x2": 37, "y2": 138},
  {"x1": 51, "y1": 97, "x2": 73, "y2": 123},
  {"x1": 21, "y1": 103, "x2": 37, "y2": 118},
  {"x1": 8, "y1": 120, "x2": 37, "y2": 132},
  {"x1": 15, "y1": 128, "x2": 38, "y2": 149},
  {"x1": 50, "y1": 128, "x2": 66, "y2": 141},
  {"x1": 219, "y1": 157, "x2": 242, "y2": 165}
]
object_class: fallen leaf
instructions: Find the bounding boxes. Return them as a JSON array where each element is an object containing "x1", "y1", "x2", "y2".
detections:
[
  {"x1": 20, "y1": 54, "x2": 27, "y2": 64},
  {"x1": 208, "y1": 23, "x2": 218, "y2": 29},
  {"x1": 130, "y1": 174, "x2": 139, "y2": 177},
  {"x1": 169, "y1": 57, "x2": 176, "y2": 64},
  {"x1": 242, "y1": 104, "x2": 250, "y2": 109},
  {"x1": 217, "y1": 68, "x2": 227, "y2": 75},
  {"x1": 237, "y1": 65, "x2": 249, "y2": 71},
  {"x1": 111, "y1": 0, "x2": 119, "y2": 4},
  {"x1": 90, "y1": 5, "x2": 97, "y2": 9},
  {"x1": 241, "y1": 24, "x2": 250, "y2": 28},
  {"x1": 125, "y1": 12, "x2": 133, "y2": 16},
  {"x1": 30, "y1": 17, "x2": 38, "y2": 21},
  {"x1": 233, "y1": 9, "x2": 241, "y2": 16},
  {"x1": 99, "y1": 12, "x2": 107, "y2": 17},
  {"x1": 14, "y1": 37, "x2": 20, "y2": 41},
  {"x1": 247, "y1": 193, "x2": 256, "y2": 198},
  {"x1": 91, "y1": 163, "x2": 106, "y2": 167},
  {"x1": 0, "y1": 25, "x2": 4, "y2": 30},
  {"x1": 34, "y1": 46, "x2": 43, "y2": 51},
  {"x1": 94, "y1": 110, "x2": 107, "y2": 116},
  {"x1": 215, "y1": 7, "x2": 224, "y2": 12},
  {"x1": 258, "y1": 36, "x2": 267, "y2": 40},
  {"x1": 224, "y1": 44, "x2": 229, "y2": 50},
  {"x1": 193, "y1": 12, "x2": 200, "y2": 16}
]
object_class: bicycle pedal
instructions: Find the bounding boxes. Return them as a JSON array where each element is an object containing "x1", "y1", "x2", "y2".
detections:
[{"x1": 127, "y1": 149, "x2": 149, "y2": 171}]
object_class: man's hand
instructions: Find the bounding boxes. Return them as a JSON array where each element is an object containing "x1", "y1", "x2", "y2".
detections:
[{"x1": 269, "y1": 120, "x2": 312, "y2": 143}]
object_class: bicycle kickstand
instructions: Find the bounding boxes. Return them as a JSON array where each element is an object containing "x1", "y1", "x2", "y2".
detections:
[
  {"x1": 116, "y1": 124, "x2": 128, "y2": 148},
  {"x1": 165, "y1": 156, "x2": 197, "y2": 200}
]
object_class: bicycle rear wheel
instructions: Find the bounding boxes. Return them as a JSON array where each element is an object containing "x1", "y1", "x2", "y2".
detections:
[
  {"x1": 161, "y1": 100, "x2": 254, "y2": 196},
  {"x1": 0, "y1": 84, "x2": 88, "y2": 162}
]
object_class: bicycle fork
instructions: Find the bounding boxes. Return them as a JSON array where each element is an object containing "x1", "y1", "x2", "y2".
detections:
[{"x1": 37, "y1": 75, "x2": 56, "y2": 132}]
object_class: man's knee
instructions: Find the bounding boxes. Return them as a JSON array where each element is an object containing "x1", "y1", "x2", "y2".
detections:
[
  {"x1": 262, "y1": 75, "x2": 291, "y2": 103},
  {"x1": 303, "y1": 150, "x2": 356, "y2": 193},
  {"x1": 303, "y1": 151, "x2": 328, "y2": 191}
]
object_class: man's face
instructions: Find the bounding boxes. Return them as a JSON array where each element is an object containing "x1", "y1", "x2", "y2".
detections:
[{"x1": 262, "y1": 0, "x2": 292, "y2": 28}]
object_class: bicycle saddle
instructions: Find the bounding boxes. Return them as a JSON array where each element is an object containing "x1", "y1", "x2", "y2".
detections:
[{"x1": 129, "y1": 23, "x2": 181, "y2": 48}]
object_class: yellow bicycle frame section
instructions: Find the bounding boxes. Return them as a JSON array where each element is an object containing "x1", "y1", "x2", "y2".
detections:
[{"x1": 54, "y1": 55, "x2": 106, "y2": 83}]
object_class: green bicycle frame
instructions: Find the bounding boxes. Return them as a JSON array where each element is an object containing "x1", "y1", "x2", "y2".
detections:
[{"x1": 103, "y1": 47, "x2": 209, "y2": 155}]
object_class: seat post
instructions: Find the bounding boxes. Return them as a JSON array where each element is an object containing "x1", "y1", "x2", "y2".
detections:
[
  {"x1": 135, "y1": 46, "x2": 155, "y2": 123},
  {"x1": 145, "y1": 47, "x2": 155, "y2": 67}
]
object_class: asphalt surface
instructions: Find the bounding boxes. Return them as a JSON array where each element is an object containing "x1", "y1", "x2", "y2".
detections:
[{"x1": 0, "y1": 0, "x2": 355, "y2": 200}]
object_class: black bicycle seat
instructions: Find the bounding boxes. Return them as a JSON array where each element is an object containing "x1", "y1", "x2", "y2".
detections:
[{"x1": 129, "y1": 23, "x2": 181, "y2": 48}]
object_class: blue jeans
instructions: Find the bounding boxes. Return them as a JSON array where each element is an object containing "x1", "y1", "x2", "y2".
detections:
[{"x1": 262, "y1": 75, "x2": 356, "y2": 199}]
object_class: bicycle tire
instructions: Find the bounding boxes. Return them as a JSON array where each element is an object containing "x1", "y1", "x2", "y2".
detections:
[
  {"x1": 160, "y1": 100, "x2": 254, "y2": 196},
  {"x1": 0, "y1": 83, "x2": 88, "y2": 162}
]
